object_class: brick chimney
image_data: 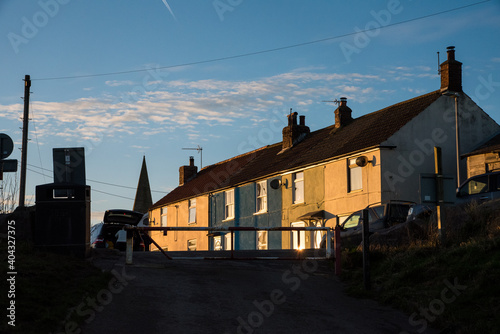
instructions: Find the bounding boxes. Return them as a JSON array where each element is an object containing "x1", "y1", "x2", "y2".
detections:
[
  {"x1": 440, "y1": 46, "x2": 462, "y2": 93},
  {"x1": 334, "y1": 97, "x2": 353, "y2": 128},
  {"x1": 179, "y1": 156, "x2": 197, "y2": 186},
  {"x1": 282, "y1": 109, "x2": 310, "y2": 150}
]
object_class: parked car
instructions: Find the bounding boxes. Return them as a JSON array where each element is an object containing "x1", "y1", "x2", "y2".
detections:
[
  {"x1": 406, "y1": 204, "x2": 435, "y2": 222},
  {"x1": 456, "y1": 171, "x2": 500, "y2": 204},
  {"x1": 321, "y1": 201, "x2": 414, "y2": 249},
  {"x1": 91, "y1": 209, "x2": 148, "y2": 251}
]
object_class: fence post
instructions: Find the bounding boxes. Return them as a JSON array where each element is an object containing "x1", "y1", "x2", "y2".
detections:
[
  {"x1": 126, "y1": 229, "x2": 133, "y2": 265},
  {"x1": 334, "y1": 216, "x2": 341, "y2": 276},
  {"x1": 362, "y1": 209, "x2": 370, "y2": 290}
]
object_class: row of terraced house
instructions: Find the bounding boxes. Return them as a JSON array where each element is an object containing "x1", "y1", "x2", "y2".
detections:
[{"x1": 147, "y1": 47, "x2": 500, "y2": 252}]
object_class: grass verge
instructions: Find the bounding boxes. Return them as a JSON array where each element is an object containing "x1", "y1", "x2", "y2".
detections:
[
  {"x1": 0, "y1": 242, "x2": 112, "y2": 334},
  {"x1": 340, "y1": 201, "x2": 500, "y2": 333}
]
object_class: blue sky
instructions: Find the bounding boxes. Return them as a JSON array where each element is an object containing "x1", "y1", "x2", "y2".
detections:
[{"x1": 1, "y1": 0, "x2": 499, "y2": 224}]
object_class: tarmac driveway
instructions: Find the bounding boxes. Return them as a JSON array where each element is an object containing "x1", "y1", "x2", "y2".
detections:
[{"x1": 78, "y1": 249, "x2": 439, "y2": 334}]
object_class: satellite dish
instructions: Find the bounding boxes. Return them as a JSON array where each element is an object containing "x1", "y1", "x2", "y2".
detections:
[
  {"x1": 355, "y1": 156, "x2": 369, "y2": 167},
  {"x1": 270, "y1": 179, "x2": 282, "y2": 189}
]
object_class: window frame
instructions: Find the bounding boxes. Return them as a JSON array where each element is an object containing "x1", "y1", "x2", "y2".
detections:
[
  {"x1": 348, "y1": 158, "x2": 363, "y2": 192},
  {"x1": 292, "y1": 171, "x2": 304, "y2": 204},
  {"x1": 225, "y1": 189, "x2": 235, "y2": 220},
  {"x1": 161, "y1": 207, "x2": 167, "y2": 227},
  {"x1": 256, "y1": 181, "x2": 268, "y2": 213},
  {"x1": 188, "y1": 199, "x2": 196, "y2": 224},
  {"x1": 187, "y1": 239, "x2": 197, "y2": 251},
  {"x1": 256, "y1": 230, "x2": 268, "y2": 250}
]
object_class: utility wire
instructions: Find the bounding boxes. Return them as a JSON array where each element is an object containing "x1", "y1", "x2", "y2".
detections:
[
  {"x1": 31, "y1": 0, "x2": 490, "y2": 82},
  {"x1": 26, "y1": 163, "x2": 167, "y2": 194},
  {"x1": 26, "y1": 166, "x2": 137, "y2": 201}
]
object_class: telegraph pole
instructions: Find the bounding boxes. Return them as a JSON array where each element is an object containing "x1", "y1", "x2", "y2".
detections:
[{"x1": 19, "y1": 75, "x2": 31, "y2": 208}]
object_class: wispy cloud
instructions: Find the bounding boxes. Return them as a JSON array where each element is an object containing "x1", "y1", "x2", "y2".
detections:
[
  {"x1": 105, "y1": 80, "x2": 134, "y2": 87},
  {"x1": 0, "y1": 69, "x2": 404, "y2": 142}
]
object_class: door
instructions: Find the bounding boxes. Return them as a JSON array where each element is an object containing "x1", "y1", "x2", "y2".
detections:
[{"x1": 291, "y1": 221, "x2": 306, "y2": 250}]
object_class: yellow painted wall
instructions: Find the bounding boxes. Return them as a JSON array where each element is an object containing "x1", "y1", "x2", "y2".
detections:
[
  {"x1": 148, "y1": 195, "x2": 209, "y2": 251},
  {"x1": 324, "y1": 150, "x2": 382, "y2": 226},
  {"x1": 281, "y1": 166, "x2": 325, "y2": 249}
]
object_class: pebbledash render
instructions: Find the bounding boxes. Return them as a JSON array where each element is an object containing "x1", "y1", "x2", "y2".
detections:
[{"x1": 148, "y1": 47, "x2": 499, "y2": 252}]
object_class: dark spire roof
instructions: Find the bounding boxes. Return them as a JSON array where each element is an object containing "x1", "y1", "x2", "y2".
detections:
[{"x1": 133, "y1": 156, "x2": 153, "y2": 213}]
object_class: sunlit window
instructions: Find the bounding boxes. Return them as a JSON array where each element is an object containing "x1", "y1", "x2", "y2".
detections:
[
  {"x1": 225, "y1": 189, "x2": 235, "y2": 220},
  {"x1": 293, "y1": 172, "x2": 304, "y2": 204},
  {"x1": 188, "y1": 199, "x2": 196, "y2": 223},
  {"x1": 348, "y1": 158, "x2": 362, "y2": 192},
  {"x1": 256, "y1": 181, "x2": 267, "y2": 213}
]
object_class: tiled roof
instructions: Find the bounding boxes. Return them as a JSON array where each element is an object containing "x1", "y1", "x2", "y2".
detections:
[
  {"x1": 151, "y1": 90, "x2": 441, "y2": 209},
  {"x1": 463, "y1": 132, "x2": 500, "y2": 157}
]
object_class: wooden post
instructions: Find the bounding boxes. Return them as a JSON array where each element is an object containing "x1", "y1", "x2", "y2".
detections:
[
  {"x1": 434, "y1": 146, "x2": 445, "y2": 244},
  {"x1": 362, "y1": 209, "x2": 370, "y2": 290},
  {"x1": 334, "y1": 216, "x2": 341, "y2": 276}
]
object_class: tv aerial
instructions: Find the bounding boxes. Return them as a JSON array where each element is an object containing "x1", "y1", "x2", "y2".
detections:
[
  {"x1": 182, "y1": 145, "x2": 203, "y2": 169},
  {"x1": 322, "y1": 99, "x2": 340, "y2": 105}
]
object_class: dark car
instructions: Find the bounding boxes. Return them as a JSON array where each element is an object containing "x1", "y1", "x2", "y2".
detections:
[
  {"x1": 91, "y1": 209, "x2": 148, "y2": 251},
  {"x1": 406, "y1": 204, "x2": 435, "y2": 222},
  {"x1": 456, "y1": 171, "x2": 500, "y2": 204},
  {"x1": 321, "y1": 201, "x2": 414, "y2": 248}
]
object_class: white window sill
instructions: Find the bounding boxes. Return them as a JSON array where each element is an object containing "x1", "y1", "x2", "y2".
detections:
[
  {"x1": 222, "y1": 217, "x2": 234, "y2": 222},
  {"x1": 254, "y1": 210, "x2": 268, "y2": 216}
]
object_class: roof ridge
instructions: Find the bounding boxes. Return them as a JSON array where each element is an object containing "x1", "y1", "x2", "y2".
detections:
[{"x1": 198, "y1": 143, "x2": 280, "y2": 171}]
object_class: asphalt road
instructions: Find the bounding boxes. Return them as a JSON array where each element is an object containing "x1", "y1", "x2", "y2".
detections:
[{"x1": 74, "y1": 249, "x2": 439, "y2": 334}]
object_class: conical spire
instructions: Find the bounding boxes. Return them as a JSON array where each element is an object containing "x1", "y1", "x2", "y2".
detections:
[{"x1": 133, "y1": 156, "x2": 153, "y2": 213}]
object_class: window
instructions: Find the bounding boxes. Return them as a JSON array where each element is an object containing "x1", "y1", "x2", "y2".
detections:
[
  {"x1": 161, "y1": 207, "x2": 167, "y2": 227},
  {"x1": 188, "y1": 199, "x2": 196, "y2": 223},
  {"x1": 225, "y1": 189, "x2": 234, "y2": 220},
  {"x1": 460, "y1": 175, "x2": 488, "y2": 196},
  {"x1": 348, "y1": 158, "x2": 362, "y2": 192},
  {"x1": 256, "y1": 181, "x2": 267, "y2": 213},
  {"x1": 257, "y1": 231, "x2": 268, "y2": 250},
  {"x1": 187, "y1": 239, "x2": 197, "y2": 251},
  {"x1": 224, "y1": 233, "x2": 234, "y2": 250},
  {"x1": 213, "y1": 236, "x2": 222, "y2": 251},
  {"x1": 293, "y1": 172, "x2": 304, "y2": 204}
]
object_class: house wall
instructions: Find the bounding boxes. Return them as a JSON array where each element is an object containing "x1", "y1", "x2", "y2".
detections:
[
  {"x1": 281, "y1": 166, "x2": 325, "y2": 249},
  {"x1": 148, "y1": 195, "x2": 209, "y2": 251},
  {"x1": 381, "y1": 94, "x2": 499, "y2": 203},
  {"x1": 467, "y1": 153, "x2": 500, "y2": 178},
  {"x1": 210, "y1": 176, "x2": 282, "y2": 250},
  {"x1": 323, "y1": 149, "x2": 382, "y2": 226}
]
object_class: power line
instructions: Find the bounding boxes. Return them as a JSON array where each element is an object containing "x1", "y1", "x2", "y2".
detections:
[
  {"x1": 25, "y1": 166, "x2": 137, "y2": 201},
  {"x1": 31, "y1": 0, "x2": 490, "y2": 82},
  {"x1": 26, "y1": 163, "x2": 166, "y2": 194}
]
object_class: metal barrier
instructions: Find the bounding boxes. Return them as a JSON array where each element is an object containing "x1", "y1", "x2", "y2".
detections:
[{"x1": 124, "y1": 226, "x2": 334, "y2": 265}]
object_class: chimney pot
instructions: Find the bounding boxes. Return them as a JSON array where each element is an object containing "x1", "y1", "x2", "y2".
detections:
[
  {"x1": 447, "y1": 46, "x2": 455, "y2": 61},
  {"x1": 299, "y1": 115, "x2": 305, "y2": 126},
  {"x1": 189, "y1": 156, "x2": 194, "y2": 167}
]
